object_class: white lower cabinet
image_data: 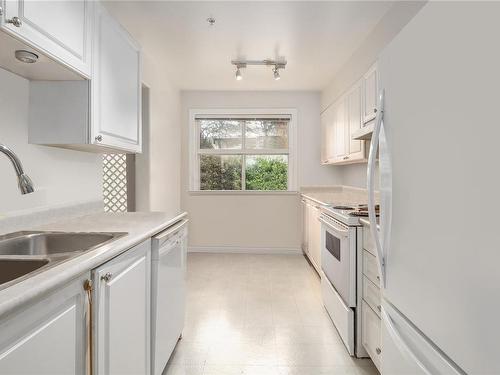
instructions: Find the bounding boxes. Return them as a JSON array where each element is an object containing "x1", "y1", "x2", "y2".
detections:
[
  {"x1": 361, "y1": 225, "x2": 382, "y2": 372},
  {"x1": 362, "y1": 301, "x2": 382, "y2": 371},
  {"x1": 92, "y1": 239, "x2": 151, "y2": 375},
  {"x1": 0, "y1": 272, "x2": 90, "y2": 375},
  {"x1": 307, "y1": 202, "x2": 322, "y2": 273}
]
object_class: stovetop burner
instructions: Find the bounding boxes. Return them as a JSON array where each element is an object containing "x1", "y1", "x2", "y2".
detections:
[{"x1": 332, "y1": 206, "x2": 355, "y2": 210}]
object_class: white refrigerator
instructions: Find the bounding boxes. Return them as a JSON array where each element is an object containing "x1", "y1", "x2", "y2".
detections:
[{"x1": 367, "y1": 2, "x2": 500, "y2": 374}]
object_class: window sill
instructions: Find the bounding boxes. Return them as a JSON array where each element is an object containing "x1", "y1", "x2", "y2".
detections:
[{"x1": 188, "y1": 190, "x2": 299, "y2": 196}]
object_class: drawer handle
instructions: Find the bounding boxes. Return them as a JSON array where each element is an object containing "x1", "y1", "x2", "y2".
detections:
[
  {"x1": 376, "y1": 347, "x2": 381, "y2": 355},
  {"x1": 101, "y1": 272, "x2": 113, "y2": 282}
]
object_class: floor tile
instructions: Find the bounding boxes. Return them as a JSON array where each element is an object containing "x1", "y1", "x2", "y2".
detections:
[{"x1": 174, "y1": 253, "x2": 379, "y2": 375}]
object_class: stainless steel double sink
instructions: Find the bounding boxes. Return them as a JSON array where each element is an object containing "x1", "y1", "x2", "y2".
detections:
[{"x1": 0, "y1": 231, "x2": 126, "y2": 290}]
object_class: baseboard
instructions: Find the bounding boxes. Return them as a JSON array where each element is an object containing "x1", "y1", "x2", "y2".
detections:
[{"x1": 188, "y1": 245, "x2": 302, "y2": 255}]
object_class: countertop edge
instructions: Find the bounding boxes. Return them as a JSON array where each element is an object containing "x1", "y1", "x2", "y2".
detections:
[{"x1": 0, "y1": 212, "x2": 187, "y2": 318}]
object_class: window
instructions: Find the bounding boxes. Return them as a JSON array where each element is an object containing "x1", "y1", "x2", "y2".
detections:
[{"x1": 190, "y1": 109, "x2": 297, "y2": 192}]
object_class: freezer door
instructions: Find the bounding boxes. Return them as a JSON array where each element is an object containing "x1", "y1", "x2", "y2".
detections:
[
  {"x1": 377, "y1": 2, "x2": 500, "y2": 374},
  {"x1": 381, "y1": 301, "x2": 463, "y2": 375}
]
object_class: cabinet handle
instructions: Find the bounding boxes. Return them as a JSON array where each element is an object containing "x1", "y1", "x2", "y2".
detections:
[
  {"x1": 343, "y1": 156, "x2": 349, "y2": 160},
  {"x1": 376, "y1": 275, "x2": 380, "y2": 281},
  {"x1": 95, "y1": 135, "x2": 103, "y2": 142},
  {"x1": 101, "y1": 272, "x2": 113, "y2": 282},
  {"x1": 374, "y1": 108, "x2": 378, "y2": 113},
  {"x1": 376, "y1": 347, "x2": 382, "y2": 355},
  {"x1": 6, "y1": 16, "x2": 22, "y2": 27},
  {"x1": 83, "y1": 280, "x2": 94, "y2": 375},
  {"x1": 377, "y1": 305, "x2": 381, "y2": 312}
]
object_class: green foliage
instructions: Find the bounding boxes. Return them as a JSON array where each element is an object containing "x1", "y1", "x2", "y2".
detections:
[
  {"x1": 200, "y1": 155, "x2": 288, "y2": 191},
  {"x1": 246, "y1": 157, "x2": 287, "y2": 191},
  {"x1": 200, "y1": 155, "x2": 242, "y2": 190}
]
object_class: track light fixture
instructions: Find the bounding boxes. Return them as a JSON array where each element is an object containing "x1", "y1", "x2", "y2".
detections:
[{"x1": 231, "y1": 59, "x2": 286, "y2": 81}]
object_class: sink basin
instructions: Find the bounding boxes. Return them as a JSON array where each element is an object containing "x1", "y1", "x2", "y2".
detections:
[
  {"x1": 0, "y1": 231, "x2": 126, "y2": 290},
  {"x1": 0, "y1": 232, "x2": 118, "y2": 256},
  {"x1": 0, "y1": 259, "x2": 50, "y2": 286}
]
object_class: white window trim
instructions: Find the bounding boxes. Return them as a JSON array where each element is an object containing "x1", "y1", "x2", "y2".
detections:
[{"x1": 189, "y1": 108, "x2": 298, "y2": 192}]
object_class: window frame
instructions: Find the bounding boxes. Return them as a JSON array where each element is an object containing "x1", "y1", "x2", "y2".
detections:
[{"x1": 189, "y1": 108, "x2": 298, "y2": 192}]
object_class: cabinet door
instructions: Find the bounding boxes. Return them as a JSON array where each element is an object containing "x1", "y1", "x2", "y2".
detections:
[
  {"x1": 93, "y1": 240, "x2": 151, "y2": 375},
  {"x1": 91, "y1": 3, "x2": 142, "y2": 153},
  {"x1": 301, "y1": 199, "x2": 309, "y2": 254},
  {"x1": 1, "y1": 0, "x2": 92, "y2": 77},
  {"x1": 363, "y1": 63, "x2": 378, "y2": 123},
  {"x1": 362, "y1": 301, "x2": 382, "y2": 371},
  {"x1": 307, "y1": 204, "x2": 321, "y2": 273},
  {"x1": 334, "y1": 98, "x2": 348, "y2": 162},
  {"x1": 0, "y1": 273, "x2": 89, "y2": 375},
  {"x1": 320, "y1": 104, "x2": 336, "y2": 164},
  {"x1": 346, "y1": 84, "x2": 366, "y2": 162}
]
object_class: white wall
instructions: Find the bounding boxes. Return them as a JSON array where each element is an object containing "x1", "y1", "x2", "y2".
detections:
[
  {"x1": 322, "y1": 1, "x2": 425, "y2": 188},
  {"x1": 0, "y1": 68, "x2": 102, "y2": 215},
  {"x1": 181, "y1": 91, "x2": 340, "y2": 250},
  {"x1": 135, "y1": 53, "x2": 181, "y2": 216}
]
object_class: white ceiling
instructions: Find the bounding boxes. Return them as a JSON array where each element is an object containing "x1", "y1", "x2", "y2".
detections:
[{"x1": 104, "y1": 1, "x2": 394, "y2": 91}]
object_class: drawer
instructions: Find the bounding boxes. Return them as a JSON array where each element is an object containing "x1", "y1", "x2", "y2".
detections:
[
  {"x1": 363, "y1": 250, "x2": 381, "y2": 287},
  {"x1": 321, "y1": 272, "x2": 355, "y2": 355},
  {"x1": 362, "y1": 276, "x2": 381, "y2": 318},
  {"x1": 362, "y1": 227, "x2": 377, "y2": 256},
  {"x1": 362, "y1": 301, "x2": 382, "y2": 372}
]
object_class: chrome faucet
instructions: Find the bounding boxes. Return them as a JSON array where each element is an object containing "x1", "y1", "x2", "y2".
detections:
[{"x1": 0, "y1": 143, "x2": 35, "y2": 194}]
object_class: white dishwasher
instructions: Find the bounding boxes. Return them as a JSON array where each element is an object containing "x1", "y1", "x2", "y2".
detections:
[{"x1": 151, "y1": 219, "x2": 188, "y2": 375}]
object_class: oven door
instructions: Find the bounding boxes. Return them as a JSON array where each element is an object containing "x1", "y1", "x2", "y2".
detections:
[{"x1": 320, "y1": 213, "x2": 356, "y2": 307}]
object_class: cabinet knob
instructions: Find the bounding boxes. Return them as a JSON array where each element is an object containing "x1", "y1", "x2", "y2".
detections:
[
  {"x1": 376, "y1": 347, "x2": 382, "y2": 355},
  {"x1": 343, "y1": 156, "x2": 349, "y2": 160},
  {"x1": 101, "y1": 272, "x2": 113, "y2": 282},
  {"x1": 374, "y1": 108, "x2": 378, "y2": 113},
  {"x1": 95, "y1": 135, "x2": 103, "y2": 142},
  {"x1": 6, "y1": 16, "x2": 22, "y2": 27}
]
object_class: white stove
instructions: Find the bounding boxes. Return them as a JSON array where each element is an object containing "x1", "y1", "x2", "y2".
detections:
[
  {"x1": 321, "y1": 203, "x2": 378, "y2": 226},
  {"x1": 318, "y1": 201, "x2": 379, "y2": 358}
]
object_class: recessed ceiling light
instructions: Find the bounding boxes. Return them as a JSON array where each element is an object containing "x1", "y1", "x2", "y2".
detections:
[{"x1": 15, "y1": 50, "x2": 38, "y2": 64}]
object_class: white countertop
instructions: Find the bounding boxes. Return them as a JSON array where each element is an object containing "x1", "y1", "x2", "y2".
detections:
[
  {"x1": 0, "y1": 211, "x2": 187, "y2": 318},
  {"x1": 300, "y1": 185, "x2": 371, "y2": 206}
]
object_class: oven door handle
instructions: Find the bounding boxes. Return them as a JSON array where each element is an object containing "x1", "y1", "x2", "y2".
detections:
[{"x1": 319, "y1": 217, "x2": 349, "y2": 238}]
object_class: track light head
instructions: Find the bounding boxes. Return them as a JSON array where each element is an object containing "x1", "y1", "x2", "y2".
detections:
[
  {"x1": 235, "y1": 67, "x2": 243, "y2": 81},
  {"x1": 273, "y1": 66, "x2": 281, "y2": 81}
]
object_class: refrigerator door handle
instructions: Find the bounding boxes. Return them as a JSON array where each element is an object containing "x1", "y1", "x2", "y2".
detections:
[
  {"x1": 381, "y1": 306, "x2": 433, "y2": 375},
  {"x1": 367, "y1": 89, "x2": 386, "y2": 286}
]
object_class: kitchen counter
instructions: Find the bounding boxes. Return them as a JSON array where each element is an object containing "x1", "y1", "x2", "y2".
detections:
[
  {"x1": 300, "y1": 185, "x2": 372, "y2": 206},
  {"x1": 0, "y1": 211, "x2": 187, "y2": 318}
]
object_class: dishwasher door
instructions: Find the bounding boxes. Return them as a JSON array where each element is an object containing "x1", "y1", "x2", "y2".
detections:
[{"x1": 151, "y1": 221, "x2": 187, "y2": 375}]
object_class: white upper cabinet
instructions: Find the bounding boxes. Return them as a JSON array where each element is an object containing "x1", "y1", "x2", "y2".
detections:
[
  {"x1": 27, "y1": 2, "x2": 142, "y2": 154},
  {"x1": 362, "y1": 63, "x2": 378, "y2": 124},
  {"x1": 320, "y1": 80, "x2": 366, "y2": 165},
  {"x1": 0, "y1": 0, "x2": 92, "y2": 77},
  {"x1": 333, "y1": 98, "x2": 348, "y2": 161},
  {"x1": 91, "y1": 3, "x2": 142, "y2": 152},
  {"x1": 321, "y1": 102, "x2": 336, "y2": 164},
  {"x1": 346, "y1": 84, "x2": 365, "y2": 161}
]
